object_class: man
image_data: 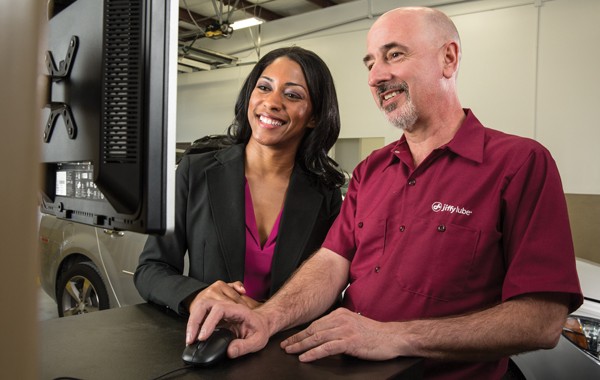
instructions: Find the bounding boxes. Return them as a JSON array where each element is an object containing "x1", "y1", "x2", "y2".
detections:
[{"x1": 187, "y1": 7, "x2": 583, "y2": 379}]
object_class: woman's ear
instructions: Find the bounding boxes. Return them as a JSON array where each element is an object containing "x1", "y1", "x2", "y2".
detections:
[{"x1": 306, "y1": 118, "x2": 317, "y2": 129}]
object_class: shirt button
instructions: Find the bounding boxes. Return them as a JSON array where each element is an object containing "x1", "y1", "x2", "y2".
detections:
[
  {"x1": 399, "y1": 225, "x2": 406, "y2": 232},
  {"x1": 437, "y1": 224, "x2": 446, "y2": 232},
  {"x1": 358, "y1": 222, "x2": 364, "y2": 228},
  {"x1": 408, "y1": 179, "x2": 416, "y2": 186},
  {"x1": 375, "y1": 266, "x2": 380, "y2": 273}
]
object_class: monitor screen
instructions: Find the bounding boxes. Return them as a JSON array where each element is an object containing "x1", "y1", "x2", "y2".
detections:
[{"x1": 40, "y1": 0, "x2": 176, "y2": 234}]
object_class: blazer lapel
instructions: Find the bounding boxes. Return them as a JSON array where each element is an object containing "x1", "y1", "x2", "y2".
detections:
[
  {"x1": 270, "y1": 166, "x2": 323, "y2": 293},
  {"x1": 206, "y1": 146, "x2": 246, "y2": 281}
]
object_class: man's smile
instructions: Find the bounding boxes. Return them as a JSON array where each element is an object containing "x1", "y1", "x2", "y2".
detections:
[{"x1": 377, "y1": 83, "x2": 408, "y2": 108}]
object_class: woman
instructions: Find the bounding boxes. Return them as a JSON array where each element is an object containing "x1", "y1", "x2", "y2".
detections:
[{"x1": 134, "y1": 46, "x2": 345, "y2": 316}]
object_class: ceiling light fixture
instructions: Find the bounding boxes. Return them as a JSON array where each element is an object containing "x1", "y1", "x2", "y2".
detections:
[{"x1": 230, "y1": 17, "x2": 264, "y2": 30}]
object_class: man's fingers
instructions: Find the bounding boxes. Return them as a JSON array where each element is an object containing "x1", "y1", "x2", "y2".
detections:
[
  {"x1": 280, "y1": 313, "x2": 356, "y2": 361},
  {"x1": 186, "y1": 300, "x2": 225, "y2": 344},
  {"x1": 185, "y1": 323, "x2": 200, "y2": 345},
  {"x1": 186, "y1": 308, "x2": 208, "y2": 344},
  {"x1": 281, "y1": 314, "x2": 340, "y2": 349},
  {"x1": 280, "y1": 329, "x2": 310, "y2": 349},
  {"x1": 282, "y1": 324, "x2": 338, "y2": 355},
  {"x1": 198, "y1": 305, "x2": 226, "y2": 341},
  {"x1": 298, "y1": 340, "x2": 345, "y2": 362},
  {"x1": 227, "y1": 332, "x2": 268, "y2": 358},
  {"x1": 186, "y1": 301, "x2": 270, "y2": 360},
  {"x1": 283, "y1": 329, "x2": 346, "y2": 362}
]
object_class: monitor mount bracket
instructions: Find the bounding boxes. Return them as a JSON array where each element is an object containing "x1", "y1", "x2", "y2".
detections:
[{"x1": 43, "y1": 35, "x2": 78, "y2": 143}]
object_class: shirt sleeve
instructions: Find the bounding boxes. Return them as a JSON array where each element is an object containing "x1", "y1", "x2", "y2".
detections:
[
  {"x1": 501, "y1": 145, "x2": 583, "y2": 312},
  {"x1": 321, "y1": 162, "x2": 366, "y2": 260}
]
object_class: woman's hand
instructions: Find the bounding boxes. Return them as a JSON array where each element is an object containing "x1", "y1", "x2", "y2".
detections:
[{"x1": 188, "y1": 281, "x2": 261, "y2": 313}]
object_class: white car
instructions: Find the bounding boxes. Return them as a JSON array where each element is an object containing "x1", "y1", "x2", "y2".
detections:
[
  {"x1": 37, "y1": 136, "x2": 232, "y2": 317},
  {"x1": 38, "y1": 213, "x2": 148, "y2": 316},
  {"x1": 511, "y1": 258, "x2": 600, "y2": 379}
]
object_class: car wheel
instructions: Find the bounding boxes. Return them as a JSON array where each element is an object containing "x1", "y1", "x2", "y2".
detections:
[{"x1": 56, "y1": 261, "x2": 109, "y2": 317}]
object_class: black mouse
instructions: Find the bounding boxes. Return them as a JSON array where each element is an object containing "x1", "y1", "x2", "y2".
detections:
[{"x1": 182, "y1": 328, "x2": 235, "y2": 367}]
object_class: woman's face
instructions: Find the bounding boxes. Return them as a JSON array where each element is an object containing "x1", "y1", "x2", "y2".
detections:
[{"x1": 247, "y1": 56, "x2": 314, "y2": 151}]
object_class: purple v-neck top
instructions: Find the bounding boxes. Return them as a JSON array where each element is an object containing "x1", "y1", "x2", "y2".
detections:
[{"x1": 243, "y1": 180, "x2": 282, "y2": 301}]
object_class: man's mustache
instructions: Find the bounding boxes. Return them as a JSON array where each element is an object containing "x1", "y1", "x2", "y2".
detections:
[{"x1": 376, "y1": 81, "x2": 409, "y2": 106}]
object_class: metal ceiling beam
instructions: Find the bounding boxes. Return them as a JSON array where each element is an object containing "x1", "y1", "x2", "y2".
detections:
[
  {"x1": 232, "y1": 0, "x2": 282, "y2": 21},
  {"x1": 178, "y1": 57, "x2": 213, "y2": 71},
  {"x1": 179, "y1": 7, "x2": 213, "y2": 29},
  {"x1": 180, "y1": 1, "x2": 283, "y2": 25},
  {"x1": 190, "y1": 0, "x2": 486, "y2": 57},
  {"x1": 305, "y1": 0, "x2": 337, "y2": 7},
  {"x1": 179, "y1": 43, "x2": 238, "y2": 66},
  {"x1": 178, "y1": 1, "x2": 283, "y2": 43}
]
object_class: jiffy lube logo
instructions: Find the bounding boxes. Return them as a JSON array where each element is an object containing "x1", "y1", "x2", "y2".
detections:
[{"x1": 431, "y1": 202, "x2": 472, "y2": 216}]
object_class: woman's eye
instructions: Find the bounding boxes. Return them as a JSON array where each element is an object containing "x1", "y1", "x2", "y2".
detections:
[
  {"x1": 256, "y1": 84, "x2": 271, "y2": 91},
  {"x1": 285, "y1": 92, "x2": 302, "y2": 100}
]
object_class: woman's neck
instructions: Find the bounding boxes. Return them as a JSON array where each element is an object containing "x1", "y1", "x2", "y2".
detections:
[{"x1": 244, "y1": 140, "x2": 296, "y2": 178}]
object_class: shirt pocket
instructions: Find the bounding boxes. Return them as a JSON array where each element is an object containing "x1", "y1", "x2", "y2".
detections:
[
  {"x1": 391, "y1": 216, "x2": 480, "y2": 301},
  {"x1": 351, "y1": 216, "x2": 386, "y2": 279}
]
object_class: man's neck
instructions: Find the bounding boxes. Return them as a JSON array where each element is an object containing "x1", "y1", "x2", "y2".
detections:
[{"x1": 404, "y1": 108, "x2": 465, "y2": 167}]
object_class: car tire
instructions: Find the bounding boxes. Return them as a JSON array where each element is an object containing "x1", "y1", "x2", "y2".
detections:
[{"x1": 56, "y1": 261, "x2": 109, "y2": 317}]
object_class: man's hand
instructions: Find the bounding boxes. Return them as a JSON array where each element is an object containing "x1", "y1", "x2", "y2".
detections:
[
  {"x1": 281, "y1": 294, "x2": 571, "y2": 363},
  {"x1": 186, "y1": 299, "x2": 272, "y2": 359},
  {"x1": 280, "y1": 308, "x2": 403, "y2": 362}
]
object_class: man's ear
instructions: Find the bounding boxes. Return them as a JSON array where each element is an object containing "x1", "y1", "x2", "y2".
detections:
[{"x1": 442, "y1": 41, "x2": 460, "y2": 78}]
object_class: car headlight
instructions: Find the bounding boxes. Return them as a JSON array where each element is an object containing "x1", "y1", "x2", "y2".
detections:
[{"x1": 562, "y1": 315, "x2": 600, "y2": 361}]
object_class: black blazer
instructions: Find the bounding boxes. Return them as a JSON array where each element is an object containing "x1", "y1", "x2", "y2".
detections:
[{"x1": 134, "y1": 144, "x2": 342, "y2": 315}]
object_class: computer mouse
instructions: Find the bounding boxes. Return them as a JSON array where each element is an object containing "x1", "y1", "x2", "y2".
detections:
[{"x1": 182, "y1": 327, "x2": 235, "y2": 367}]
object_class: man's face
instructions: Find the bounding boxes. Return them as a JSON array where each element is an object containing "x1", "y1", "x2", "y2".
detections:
[{"x1": 363, "y1": 12, "x2": 443, "y2": 131}]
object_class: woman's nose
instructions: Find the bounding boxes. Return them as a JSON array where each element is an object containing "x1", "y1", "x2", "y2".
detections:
[{"x1": 263, "y1": 91, "x2": 283, "y2": 110}]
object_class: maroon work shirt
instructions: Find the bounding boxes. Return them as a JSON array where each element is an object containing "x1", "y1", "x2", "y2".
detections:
[{"x1": 323, "y1": 109, "x2": 583, "y2": 379}]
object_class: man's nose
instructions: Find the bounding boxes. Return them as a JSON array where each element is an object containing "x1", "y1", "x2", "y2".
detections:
[{"x1": 368, "y1": 61, "x2": 392, "y2": 88}]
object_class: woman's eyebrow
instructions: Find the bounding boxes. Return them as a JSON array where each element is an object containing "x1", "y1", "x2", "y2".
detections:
[{"x1": 259, "y1": 75, "x2": 307, "y2": 90}]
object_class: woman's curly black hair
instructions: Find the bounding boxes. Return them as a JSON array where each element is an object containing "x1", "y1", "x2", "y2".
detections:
[{"x1": 227, "y1": 46, "x2": 345, "y2": 189}]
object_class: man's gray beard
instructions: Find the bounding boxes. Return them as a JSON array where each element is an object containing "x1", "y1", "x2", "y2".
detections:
[{"x1": 385, "y1": 100, "x2": 418, "y2": 131}]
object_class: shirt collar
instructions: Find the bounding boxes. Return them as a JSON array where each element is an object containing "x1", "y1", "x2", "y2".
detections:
[
  {"x1": 388, "y1": 108, "x2": 485, "y2": 166},
  {"x1": 444, "y1": 109, "x2": 485, "y2": 164}
]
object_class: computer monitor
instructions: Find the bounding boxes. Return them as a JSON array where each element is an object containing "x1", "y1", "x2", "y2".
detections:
[{"x1": 40, "y1": 0, "x2": 177, "y2": 234}]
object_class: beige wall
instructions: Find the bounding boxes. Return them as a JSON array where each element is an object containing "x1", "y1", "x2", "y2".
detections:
[
  {"x1": 0, "y1": 1, "x2": 44, "y2": 378},
  {"x1": 566, "y1": 194, "x2": 600, "y2": 264},
  {"x1": 176, "y1": 0, "x2": 600, "y2": 195}
]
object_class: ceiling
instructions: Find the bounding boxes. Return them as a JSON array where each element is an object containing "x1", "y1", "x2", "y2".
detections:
[
  {"x1": 50, "y1": 0, "x2": 362, "y2": 72},
  {"x1": 177, "y1": 0, "x2": 360, "y2": 72},
  {"x1": 51, "y1": 0, "x2": 466, "y2": 73}
]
